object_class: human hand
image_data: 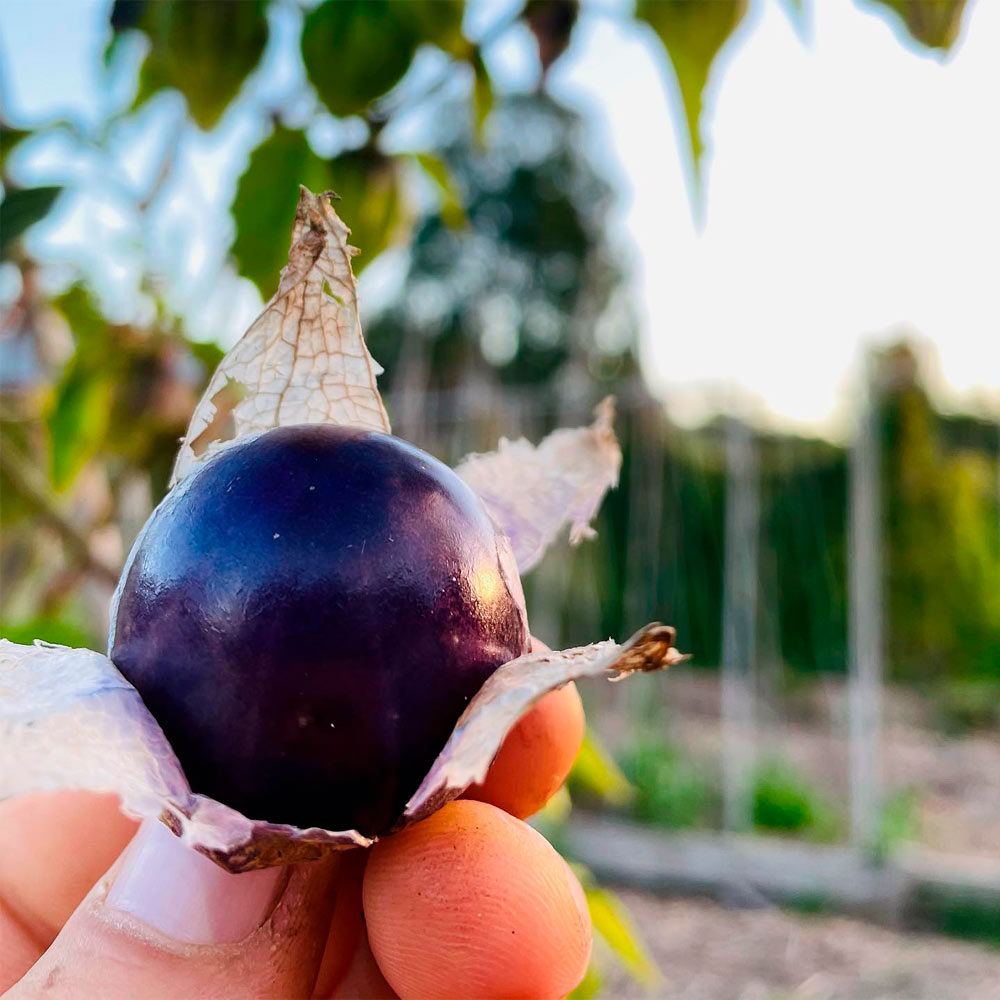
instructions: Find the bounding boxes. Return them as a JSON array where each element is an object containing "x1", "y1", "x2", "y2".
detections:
[{"x1": 0, "y1": 640, "x2": 591, "y2": 999}]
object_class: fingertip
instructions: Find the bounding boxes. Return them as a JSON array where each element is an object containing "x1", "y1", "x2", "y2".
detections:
[
  {"x1": 363, "y1": 800, "x2": 591, "y2": 1000},
  {"x1": 465, "y1": 681, "x2": 585, "y2": 819},
  {"x1": 0, "y1": 791, "x2": 138, "y2": 943}
]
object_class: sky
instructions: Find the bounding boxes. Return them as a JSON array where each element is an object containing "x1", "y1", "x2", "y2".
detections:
[{"x1": 1, "y1": 0, "x2": 998, "y2": 435}]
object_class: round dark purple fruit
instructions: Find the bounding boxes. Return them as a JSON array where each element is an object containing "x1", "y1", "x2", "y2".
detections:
[{"x1": 109, "y1": 425, "x2": 529, "y2": 836}]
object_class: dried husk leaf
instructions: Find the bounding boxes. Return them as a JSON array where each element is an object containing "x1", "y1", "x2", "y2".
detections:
[
  {"x1": 0, "y1": 640, "x2": 370, "y2": 873},
  {"x1": 456, "y1": 397, "x2": 622, "y2": 573},
  {"x1": 0, "y1": 640, "x2": 188, "y2": 814},
  {"x1": 171, "y1": 187, "x2": 390, "y2": 486},
  {"x1": 403, "y1": 624, "x2": 686, "y2": 824}
]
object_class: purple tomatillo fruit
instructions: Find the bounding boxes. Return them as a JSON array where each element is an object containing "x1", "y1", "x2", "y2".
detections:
[{"x1": 0, "y1": 188, "x2": 684, "y2": 872}]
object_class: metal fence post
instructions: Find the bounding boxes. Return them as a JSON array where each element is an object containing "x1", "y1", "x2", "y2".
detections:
[
  {"x1": 721, "y1": 416, "x2": 759, "y2": 833},
  {"x1": 848, "y1": 353, "x2": 884, "y2": 854}
]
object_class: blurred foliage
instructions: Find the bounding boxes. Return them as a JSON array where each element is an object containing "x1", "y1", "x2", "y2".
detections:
[
  {"x1": 933, "y1": 678, "x2": 1000, "y2": 735},
  {"x1": 110, "y1": 0, "x2": 269, "y2": 129},
  {"x1": 621, "y1": 737, "x2": 714, "y2": 830},
  {"x1": 880, "y1": 344, "x2": 1000, "y2": 681},
  {"x1": 232, "y1": 128, "x2": 401, "y2": 292},
  {"x1": 873, "y1": 786, "x2": 920, "y2": 860},
  {"x1": 0, "y1": 186, "x2": 62, "y2": 261},
  {"x1": 366, "y1": 92, "x2": 635, "y2": 394},
  {"x1": 569, "y1": 862, "x2": 663, "y2": 998},
  {"x1": 751, "y1": 758, "x2": 839, "y2": 840},
  {"x1": 636, "y1": 0, "x2": 748, "y2": 195},
  {"x1": 301, "y1": 0, "x2": 466, "y2": 118},
  {"x1": 867, "y1": 0, "x2": 968, "y2": 49},
  {"x1": 909, "y1": 881, "x2": 1000, "y2": 948},
  {"x1": 568, "y1": 728, "x2": 635, "y2": 809}
]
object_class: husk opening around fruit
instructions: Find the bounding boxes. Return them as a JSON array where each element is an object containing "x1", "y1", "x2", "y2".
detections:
[{"x1": 1, "y1": 188, "x2": 684, "y2": 872}]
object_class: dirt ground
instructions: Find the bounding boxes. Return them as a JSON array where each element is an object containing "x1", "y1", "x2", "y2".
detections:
[
  {"x1": 589, "y1": 668, "x2": 1000, "y2": 858},
  {"x1": 599, "y1": 892, "x2": 1000, "y2": 1000}
]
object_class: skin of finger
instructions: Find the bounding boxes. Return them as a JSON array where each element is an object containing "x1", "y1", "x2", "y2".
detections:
[
  {"x1": 7, "y1": 853, "x2": 342, "y2": 1000},
  {"x1": 0, "y1": 791, "x2": 138, "y2": 944},
  {"x1": 464, "y1": 681, "x2": 584, "y2": 819},
  {"x1": 312, "y1": 849, "x2": 367, "y2": 998},
  {"x1": 0, "y1": 898, "x2": 46, "y2": 995},
  {"x1": 363, "y1": 800, "x2": 592, "y2": 1000},
  {"x1": 326, "y1": 920, "x2": 397, "y2": 1000}
]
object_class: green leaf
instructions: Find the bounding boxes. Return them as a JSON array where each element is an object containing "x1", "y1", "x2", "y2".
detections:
[
  {"x1": 0, "y1": 123, "x2": 31, "y2": 172},
  {"x1": 568, "y1": 727, "x2": 634, "y2": 806},
  {"x1": 0, "y1": 616, "x2": 96, "y2": 650},
  {"x1": 232, "y1": 128, "x2": 400, "y2": 295},
  {"x1": 114, "y1": 0, "x2": 268, "y2": 129},
  {"x1": 0, "y1": 186, "x2": 62, "y2": 259},
  {"x1": 410, "y1": 0, "x2": 468, "y2": 58},
  {"x1": 471, "y1": 48, "x2": 494, "y2": 136},
  {"x1": 46, "y1": 287, "x2": 117, "y2": 490},
  {"x1": 302, "y1": 1, "x2": 467, "y2": 118},
  {"x1": 862, "y1": 0, "x2": 967, "y2": 50},
  {"x1": 302, "y1": 1, "x2": 421, "y2": 118},
  {"x1": 569, "y1": 863, "x2": 662, "y2": 990},
  {"x1": 635, "y1": 0, "x2": 747, "y2": 188},
  {"x1": 585, "y1": 886, "x2": 662, "y2": 988},
  {"x1": 415, "y1": 153, "x2": 465, "y2": 227},
  {"x1": 568, "y1": 961, "x2": 603, "y2": 1000}
]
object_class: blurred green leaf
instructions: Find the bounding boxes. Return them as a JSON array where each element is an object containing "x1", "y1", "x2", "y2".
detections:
[
  {"x1": 471, "y1": 48, "x2": 494, "y2": 136},
  {"x1": 302, "y1": 0, "x2": 465, "y2": 119},
  {"x1": 0, "y1": 617, "x2": 96, "y2": 649},
  {"x1": 636, "y1": 0, "x2": 747, "y2": 187},
  {"x1": 585, "y1": 886, "x2": 662, "y2": 988},
  {"x1": 569, "y1": 862, "x2": 662, "y2": 991},
  {"x1": 0, "y1": 186, "x2": 62, "y2": 259},
  {"x1": 232, "y1": 127, "x2": 400, "y2": 295},
  {"x1": 0, "y1": 123, "x2": 31, "y2": 172},
  {"x1": 303, "y1": 0, "x2": 463, "y2": 119},
  {"x1": 569, "y1": 726, "x2": 634, "y2": 806},
  {"x1": 863, "y1": 0, "x2": 967, "y2": 50},
  {"x1": 46, "y1": 287, "x2": 117, "y2": 490},
  {"x1": 410, "y1": 0, "x2": 468, "y2": 58},
  {"x1": 568, "y1": 961, "x2": 603, "y2": 1000},
  {"x1": 48, "y1": 367, "x2": 116, "y2": 492},
  {"x1": 113, "y1": 0, "x2": 268, "y2": 129},
  {"x1": 415, "y1": 153, "x2": 465, "y2": 227}
]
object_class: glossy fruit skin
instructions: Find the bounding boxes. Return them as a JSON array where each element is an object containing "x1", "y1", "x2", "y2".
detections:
[{"x1": 109, "y1": 425, "x2": 529, "y2": 836}]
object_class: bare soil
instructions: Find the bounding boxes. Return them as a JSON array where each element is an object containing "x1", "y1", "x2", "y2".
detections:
[
  {"x1": 600, "y1": 892, "x2": 1000, "y2": 1000},
  {"x1": 589, "y1": 668, "x2": 1000, "y2": 857}
]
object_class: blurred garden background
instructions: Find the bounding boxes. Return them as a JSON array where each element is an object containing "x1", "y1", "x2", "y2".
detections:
[{"x1": 1, "y1": 0, "x2": 998, "y2": 997}]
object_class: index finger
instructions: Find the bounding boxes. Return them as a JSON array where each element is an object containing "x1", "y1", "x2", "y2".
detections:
[{"x1": 464, "y1": 637, "x2": 585, "y2": 819}]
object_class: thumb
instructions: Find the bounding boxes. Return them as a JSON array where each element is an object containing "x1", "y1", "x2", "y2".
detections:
[{"x1": 8, "y1": 820, "x2": 340, "y2": 1000}]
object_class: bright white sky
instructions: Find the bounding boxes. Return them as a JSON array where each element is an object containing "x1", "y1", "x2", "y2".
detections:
[
  {"x1": 1, "y1": 0, "x2": 997, "y2": 435},
  {"x1": 546, "y1": 0, "x2": 1000, "y2": 431}
]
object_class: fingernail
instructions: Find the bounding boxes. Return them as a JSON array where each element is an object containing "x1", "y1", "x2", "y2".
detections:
[{"x1": 106, "y1": 819, "x2": 283, "y2": 944}]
